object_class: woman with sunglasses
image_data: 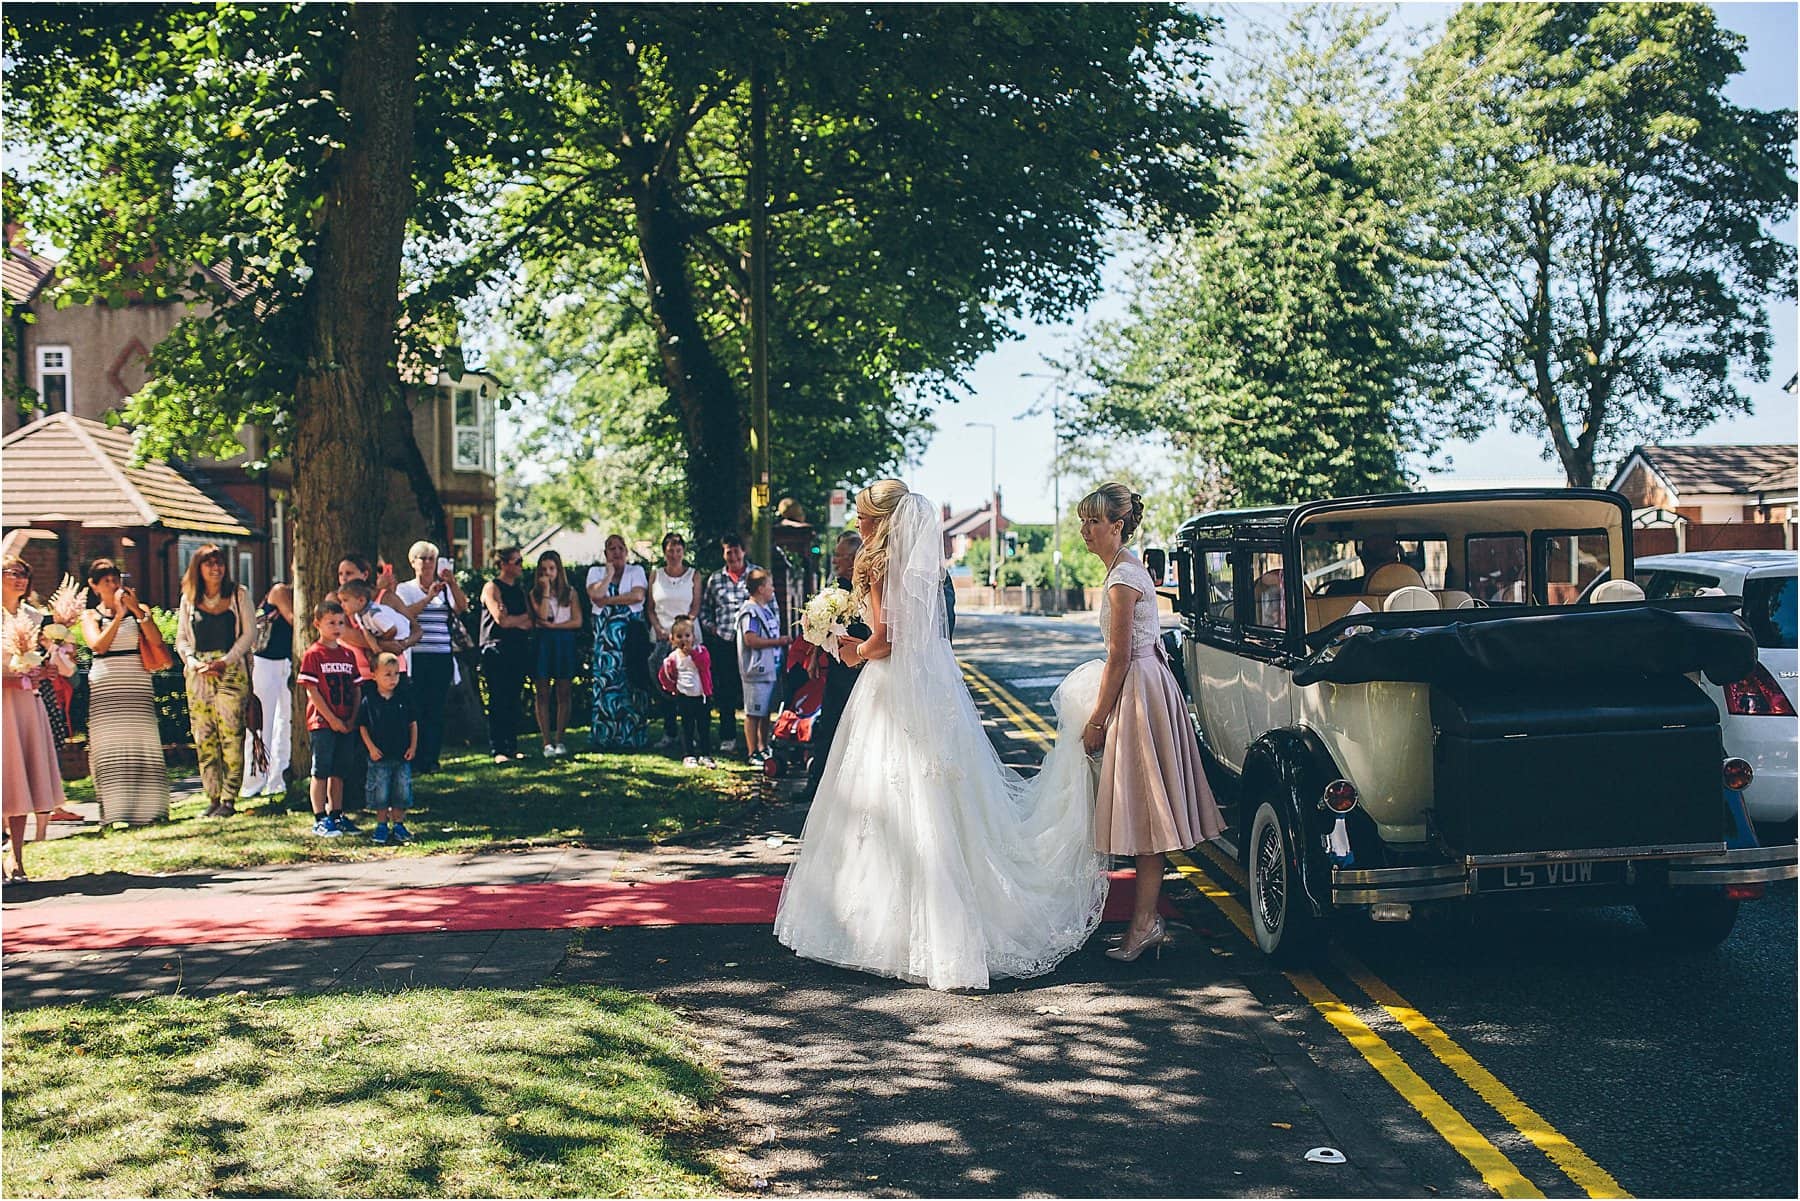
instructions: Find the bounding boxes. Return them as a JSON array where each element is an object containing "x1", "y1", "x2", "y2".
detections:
[
  {"x1": 174, "y1": 544, "x2": 257, "y2": 817},
  {"x1": 529, "y1": 550, "x2": 583, "y2": 758},
  {"x1": 79, "y1": 559, "x2": 172, "y2": 825},
  {"x1": 393, "y1": 541, "x2": 470, "y2": 775}
]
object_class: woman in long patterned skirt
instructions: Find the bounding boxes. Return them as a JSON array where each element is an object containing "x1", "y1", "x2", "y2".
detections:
[
  {"x1": 79, "y1": 560, "x2": 171, "y2": 825},
  {"x1": 585, "y1": 534, "x2": 647, "y2": 750}
]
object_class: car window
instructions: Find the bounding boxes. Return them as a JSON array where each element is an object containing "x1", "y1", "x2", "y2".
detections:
[
  {"x1": 1248, "y1": 550, "x2": 1286, "y2": 630},
  {"x1": 1537, "y1": 530, "x2": 1610, "y2": 605},
  {"x1": 1301, "y1": 537, "x2": 1446, "y2": 594},
  {"x1": 1745, "y1": 577, "x2": 1797, "y2": 650},
  {"x1": 1638, "y1": 570, "x2": 1721, "y2": 600},
  {"x1": 1467, "y1": 534, "x2": 1528, "y2": 604},
  {"x1": 1201, "y1": 549, "x2": 1234, "y2": 624}
]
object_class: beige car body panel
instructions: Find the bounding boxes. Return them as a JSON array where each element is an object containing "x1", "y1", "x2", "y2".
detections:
[{"x1": 1295, "y1": 681, "x2": 1433, "y2": 844}]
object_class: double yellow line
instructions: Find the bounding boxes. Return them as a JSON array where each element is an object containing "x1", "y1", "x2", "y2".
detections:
[{"x1": 960, "y1": 658, "x2": 1629, "y2": 1201}]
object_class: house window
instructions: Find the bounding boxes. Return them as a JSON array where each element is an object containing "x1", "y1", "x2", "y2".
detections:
[
  {"x1": 482, "y1": 515, "x2": 494, "y2": 564},
  {"x1": 35, "y1": 346, "x2": 71, "y2": 413},
  {"x1": 450, "y1": 384, "x2": 493, "y2": 474},
  {"x1": 237, "y1": 551, "x2": 255, "y2": 599},
  {"x1": 452, "y1": 513, "x2": 473, "y2": 568}
]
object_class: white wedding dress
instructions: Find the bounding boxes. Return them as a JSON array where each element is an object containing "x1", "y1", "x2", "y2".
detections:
[{"x1": 773, "y1": 492, "x2": 1109, "y2": 991}]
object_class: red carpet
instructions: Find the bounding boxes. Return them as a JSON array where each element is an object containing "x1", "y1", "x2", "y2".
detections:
[{"x1": 4, "y1": 871, "x2": 1163, "y2": 954}]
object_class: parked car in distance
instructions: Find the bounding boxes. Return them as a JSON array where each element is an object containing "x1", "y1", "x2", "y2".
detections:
[
  {"x1": 1636, "y1": 550, "x2": 1797, "y2": 832},
  {"x1": 1170, "y1": 488, "x2": 1797, "y2": 960}
]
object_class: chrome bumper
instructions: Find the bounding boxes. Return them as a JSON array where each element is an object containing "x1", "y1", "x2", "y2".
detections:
[
  {"x1": 1331, "y1": 840, "x2": 1798, "y2": 905},
  {"x1": 1666, "y1": 844, "x2": 1799, "y2": 886}
]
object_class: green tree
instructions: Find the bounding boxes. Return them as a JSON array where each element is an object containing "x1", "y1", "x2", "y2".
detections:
[
  {"x1": 1400, "y1": 2, "x2": 1796, "y2": 486},
  {"x1": 483, "y1": 5, "x2": 1236, "y2": 548},
  {"x1": 1073, "y1": 8, "x2": 1446, "y2": 509},
  {"x1": 2, "y1": 4, "x2": 541, "y2": 617}
]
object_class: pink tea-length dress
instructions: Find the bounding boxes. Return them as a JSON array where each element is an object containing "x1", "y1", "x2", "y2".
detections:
[
  {"x1": 1093, "y1": 555, "x2": 1225, "y2": 855},
  {"x1": 3, "y1": 604, "x2": 66, "y2": 819}
]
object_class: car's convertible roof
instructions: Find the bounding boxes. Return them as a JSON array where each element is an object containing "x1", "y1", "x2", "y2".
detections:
[{"x1": 1181, "y1": 488, "x2": 1631, "y2": 540}]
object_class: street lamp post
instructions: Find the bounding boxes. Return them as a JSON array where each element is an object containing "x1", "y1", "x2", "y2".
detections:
[
  {"x1": 965, "y1": 420, "x2": 999, "y2": 594},
  {"x1": 1021, "y1": 371, "x2": 1065, "y2": 613}
]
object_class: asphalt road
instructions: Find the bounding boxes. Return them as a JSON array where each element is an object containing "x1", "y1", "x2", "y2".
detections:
[{"x1": 955, "y1": 611, "x2": 1799, "y2": 1200}]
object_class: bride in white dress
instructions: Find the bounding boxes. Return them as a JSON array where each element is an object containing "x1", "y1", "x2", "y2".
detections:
[{"x1": 773, "y1": 479, "x2": 1109, "y2": 991}]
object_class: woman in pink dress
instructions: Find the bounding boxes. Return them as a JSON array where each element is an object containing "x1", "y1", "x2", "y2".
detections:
[
  {"x1": 1077, "y1": 483, "x2": 1226, "y2": 961},
  {"x1": 3, "y1": 556, "x2": 75, "y2": 882}
]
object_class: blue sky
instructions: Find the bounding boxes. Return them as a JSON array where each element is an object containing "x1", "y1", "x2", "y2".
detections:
[{"x1": 909, "y1": 1, "x2": 1800, "y2": 522}]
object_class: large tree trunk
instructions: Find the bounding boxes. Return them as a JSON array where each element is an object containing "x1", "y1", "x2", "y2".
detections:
[
  {"x1": 288, "y1": 5, "x2": 419, "y2": 752},
  {"x1": 634, "y1": 176, "x2": 749, "y2": 557}
]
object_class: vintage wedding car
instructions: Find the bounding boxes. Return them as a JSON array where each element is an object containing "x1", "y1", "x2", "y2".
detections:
[{"x1": 1157, "y1": 487, "x2": 1797, "y2": 959}]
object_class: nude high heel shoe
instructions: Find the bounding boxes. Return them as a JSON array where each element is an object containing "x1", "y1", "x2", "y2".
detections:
[{"x1": 1105, "y1": 916, "x2": 1168, "y2": 962}]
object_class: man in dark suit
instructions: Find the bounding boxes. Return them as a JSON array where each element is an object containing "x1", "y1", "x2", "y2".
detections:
[{"x1": 803, "y1": 532, "x2": 868, "y2": 804}]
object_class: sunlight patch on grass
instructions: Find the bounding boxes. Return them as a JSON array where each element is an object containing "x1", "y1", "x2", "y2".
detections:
[{"x1": 2, "y1": 985, "x2": 725, "y2": 1198}]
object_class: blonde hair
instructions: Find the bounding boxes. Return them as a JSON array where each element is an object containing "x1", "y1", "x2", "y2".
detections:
[
  {"x1": 1077, "y1": 482, "x2": 1145, "y2": 543},
  {"x1": 407, "y1": 540, "x2": 441, "y2": 563},
  {"x1": 850, "y1": 478, "x2": 909, "y2": 617}
]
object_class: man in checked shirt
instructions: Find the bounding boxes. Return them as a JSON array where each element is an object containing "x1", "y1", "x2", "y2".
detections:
[{"x1": 698, "y1": 533, "x2": 760, "y2": 756}]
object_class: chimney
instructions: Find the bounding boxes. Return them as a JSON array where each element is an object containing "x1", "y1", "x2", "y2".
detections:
[{"x1": 942, "y1": 502, "x2": 952, "y2": 523}]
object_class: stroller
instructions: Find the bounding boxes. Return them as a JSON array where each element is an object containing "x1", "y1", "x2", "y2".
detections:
[{"x1": 765, "y1": 640, "x2": 827, "y2": 783}]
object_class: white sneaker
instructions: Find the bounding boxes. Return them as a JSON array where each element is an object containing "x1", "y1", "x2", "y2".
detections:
[
  {"x1": 543, "y1": 744, "x2": 556, "y2": 758},
  {"x1": 682, "y1": 755, "x2": 700, "y2": 767},
  {"x1": 698, "y1": 756, "x2": 717, "y2": 768},
  {"x1": 554, "y1": 743, "x2": 569, "y2": 758}
]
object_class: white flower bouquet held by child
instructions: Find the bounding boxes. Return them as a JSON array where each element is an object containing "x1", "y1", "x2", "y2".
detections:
[{"x1": 799, "y1": 586, "x2": 857, "y2": 660}]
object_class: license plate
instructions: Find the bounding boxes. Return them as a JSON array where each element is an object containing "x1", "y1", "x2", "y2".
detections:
[{"x1": 1478, "y1": 860, "x2": 1627, "y2": 892}]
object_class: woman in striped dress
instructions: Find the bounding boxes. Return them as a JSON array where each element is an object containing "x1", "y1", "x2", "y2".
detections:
[
  {"x1": 393, "y1": 540, "x2": 470, "y2": 774},
  {"x1": 79, "y1": 559, "x2": 171, "y2": 825},
  {"x1": 584, "y1": 534, "x2": 648, "y2": 750}
]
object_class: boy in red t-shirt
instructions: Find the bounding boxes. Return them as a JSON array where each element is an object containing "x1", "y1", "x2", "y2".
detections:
[{"x1": 297, "y1": 599, "x2": 361, "y2": 836}]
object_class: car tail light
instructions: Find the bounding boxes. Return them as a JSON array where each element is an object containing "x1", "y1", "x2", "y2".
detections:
[
  {"x1": 1320, "y1": 779, "x2": 1359, "y2": 814},
  {"x1": 1723, "y1": 663, "x2": 1796, "y2": 717},
  {"x1": 1726, "y1": 884, "x2": 1765, "y2": 901},
  {"x1": 1722, "y1": 758, "x2": 1754, "y2": 792}
]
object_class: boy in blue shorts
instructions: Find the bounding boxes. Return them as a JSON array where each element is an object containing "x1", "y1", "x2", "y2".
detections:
[
  {"x1": 358, "y1": 652, "x2": 418, "y2": 844},
  {"x1": 297, "y1": 599, "x2": 360, "y2": 836}
]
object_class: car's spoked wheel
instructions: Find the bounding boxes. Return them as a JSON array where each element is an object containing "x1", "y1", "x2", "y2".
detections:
[
  {"x1": 1255, "y1": 819, "x2": 1286, "y2": 936},
  {"x1": 1249, "y1": 799, "x2": 1317, "y2": 960}
]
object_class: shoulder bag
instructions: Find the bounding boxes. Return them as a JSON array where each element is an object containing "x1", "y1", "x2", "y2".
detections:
[{"x1": 137, "y1": 611, "x2": 175, "y2": 674}]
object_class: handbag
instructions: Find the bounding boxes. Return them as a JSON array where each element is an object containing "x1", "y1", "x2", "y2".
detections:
[
  {"x1": 243, "y1": 690, "x2": 269, "y2": 779},
  {"x1": 252, "y1": 606, "x2": 275, "y2": 655},
  {"x1": 447, "y1": 600, "x2": 476, "y2": 654},
  {"x1": 137, "y1": 614, "x2": 175, "y2": 673}
]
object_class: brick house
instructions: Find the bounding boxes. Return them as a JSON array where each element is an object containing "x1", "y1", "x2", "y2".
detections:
[
  {"x1": 940, "y1": 495, "x2": 1011, "y2": 562},
  {"x1": 1609, "y1": 443, "x2": 1797, "y2": 554},
  {"x1": 2, "y1": 241, "x2": 500, "y2": 594}
]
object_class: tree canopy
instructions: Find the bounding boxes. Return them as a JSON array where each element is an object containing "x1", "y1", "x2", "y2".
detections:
[
  {"x1": 1072, "y1": 9, "x2": 1452, "y2": 509},
  {"x1": 481, "y1": 4, "x2": 1237, "y2": 547},
  {"x1": 1399, "y1": 2, "x2": 1796, "y2": 486}
]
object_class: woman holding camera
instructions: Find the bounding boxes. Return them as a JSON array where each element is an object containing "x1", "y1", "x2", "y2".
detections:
[
  {"x1": 394, "y1": 540, "x2": 470, "y2": 775},
  {"x1": 79, "y1": 559, "x2": 173, "y2": 825}
]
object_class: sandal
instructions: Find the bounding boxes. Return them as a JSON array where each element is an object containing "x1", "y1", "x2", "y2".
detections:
[{"x1": 48, "y1": 807, "x2": 85, "y2": 822}]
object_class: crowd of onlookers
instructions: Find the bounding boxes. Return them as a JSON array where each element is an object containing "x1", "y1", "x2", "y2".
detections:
[{"x1": 0, "y1": 531, "x2": 794, "y2": 880}]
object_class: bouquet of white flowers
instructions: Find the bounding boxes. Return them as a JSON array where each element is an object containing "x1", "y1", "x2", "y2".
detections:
[{"x1": 799, "y1": 586, "x2": 857, "y2": 660}]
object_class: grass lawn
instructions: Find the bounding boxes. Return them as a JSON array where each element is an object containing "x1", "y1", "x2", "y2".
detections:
[
  {"x1": 2, "y1": 986, "x2": 727, "y2": 1198},
  {"x1": 31, "y1": 743, "x2": 760, "y2": 879}
]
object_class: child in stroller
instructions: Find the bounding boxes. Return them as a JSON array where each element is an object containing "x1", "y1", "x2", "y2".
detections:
[{"x1": 764, "y1": 639, "x2": 827, "y2": 781}]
